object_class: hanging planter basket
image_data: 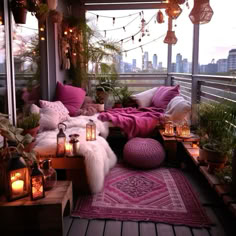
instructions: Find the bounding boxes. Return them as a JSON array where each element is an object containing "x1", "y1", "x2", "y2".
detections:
[
  {"x1": 11, "y1": 3, "x2": 27, "y2": 24},
  {"x1": 47, "y1": 0, "x2": 58, "y2": 10}
]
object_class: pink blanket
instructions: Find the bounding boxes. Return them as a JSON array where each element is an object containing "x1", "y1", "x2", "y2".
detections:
[{"x1": 98, "y1": 107, "x2": 165, "y2": 139}]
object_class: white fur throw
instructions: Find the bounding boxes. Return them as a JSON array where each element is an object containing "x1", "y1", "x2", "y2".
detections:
[{"x1": 34, "y1": 114, "x2": 117, "y2": 194}]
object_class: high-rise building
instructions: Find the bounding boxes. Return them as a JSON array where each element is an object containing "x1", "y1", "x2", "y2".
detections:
[
  {"x1": 171, "y1": 63, "x2": 176, "y2": 72},
  {"x1": 217, "y1": 59, "x2": 228, "y2": 73},
  {"x1": 144, "y1": 51, "x2": 149, "y2": 70},
  {"x1": 182, "y1": 59, "x2": 190, "y2": 73},
  {"x1": 176, "y1": 53, "x2": 183, "y2": 73},
  {"x1": 227, "y1": 49, "x2": 236, "y2": 72},
  {"x1": 114, "y1": 54, "x2": 124, "y2": 73},
  {"x1": 132, "y1": 59, "x2": 136, "y2": 71},
  {"x1": 153, "y1": 54, "x2": 158, "y2": 69}
]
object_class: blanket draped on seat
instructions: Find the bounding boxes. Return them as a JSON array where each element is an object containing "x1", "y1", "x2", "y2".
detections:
[
  {"x1": 33, "y1": 114, "x2": 117, "y2": 194},
  {"x1": 98, "y1": 107, "x2": 165, "y2": 139}
]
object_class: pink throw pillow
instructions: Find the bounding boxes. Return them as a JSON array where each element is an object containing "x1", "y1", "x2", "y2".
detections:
[
  {"x1": 55, "y1": 82, "x2": 86, "y2": 116},
  {"x1": 152, "y1": 85, "x2": 180, "y2": 109},
  {"x1": 39, "y1": 100, "x2": 69, "y2": 122}
]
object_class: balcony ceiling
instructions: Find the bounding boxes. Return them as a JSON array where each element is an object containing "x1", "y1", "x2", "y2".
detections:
[{"x1": 82, "y1": 0, "x2": 168, "y2": 10}]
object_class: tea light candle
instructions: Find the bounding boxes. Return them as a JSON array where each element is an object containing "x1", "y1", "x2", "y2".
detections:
[
  {"x1": 164, "y1": 121, "x2": 174, "y2": 135},
  {"x1": 12, "y1": 180, "x2": 24, "y2": 195}
]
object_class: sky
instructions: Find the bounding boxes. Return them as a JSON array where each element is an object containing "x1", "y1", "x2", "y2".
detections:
[{"x1": 86, "y1": 0, "x2": 236, "y2": 68}]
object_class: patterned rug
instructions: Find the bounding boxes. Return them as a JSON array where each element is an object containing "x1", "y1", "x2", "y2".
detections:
[{"x1": 72, "y1": 164, "x2": 211, "y2": 227}]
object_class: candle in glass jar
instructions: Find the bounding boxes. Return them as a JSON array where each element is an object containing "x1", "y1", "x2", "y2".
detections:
[
  {"x1": 65, "y1": 142, "x2": 73, "y2": 156},
  {"x1": 12, "y1": 180, "x2": 24, "y2": 195}
]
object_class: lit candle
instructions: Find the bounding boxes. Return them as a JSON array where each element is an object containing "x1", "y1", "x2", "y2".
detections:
[
  {"x1": 65, "y1": 142, "x2": 73, "y2": 156},
  {"x1": 12, "y1": 180, "x2": 24, "y2": 195}
]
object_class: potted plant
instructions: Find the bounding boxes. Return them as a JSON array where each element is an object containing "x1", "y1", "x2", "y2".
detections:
[
  {"x1": 11, "y1": 0, "x2": 27, "y2": 24},
  {"x1": 112, "y1": 85, "x2": 134, "y2": 108},
  {"x1": 17, "y1": 113, "x2": 40, "y2": 139},
  {"x1": 197, "y1": 101, "x2": 236, "y2": 173}
]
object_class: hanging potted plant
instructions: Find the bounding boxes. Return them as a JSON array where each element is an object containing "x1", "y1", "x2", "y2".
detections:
[
  {"x1": 47, "y1": 0, "x2": 58, "y2": 10},
  {"x1": 11, "y1": 0, "x2": 27, "y2": 24}
]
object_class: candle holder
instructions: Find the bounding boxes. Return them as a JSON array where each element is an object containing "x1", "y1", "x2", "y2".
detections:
[
  {"x1": 65, "y1": 142, "x2": 73, "y2": 157},
  {"x1": 179, "y1": 122, "x2": 191, "y2": 137},
  {"x1": 56, "y1": 122, "x2": 67, "y2": 157},
  {"x1": 86, "y1": 120, "x2": 96, "y2": 141},
  {"x1": 6, "y1": 152, "x2": 29, "y2": 201},
  {"x1": 164, "y1": 121, "x2": 175, "y2": 136},
  {"x1": 69, "y1": 134, "x2": 80, "y2": 157}
]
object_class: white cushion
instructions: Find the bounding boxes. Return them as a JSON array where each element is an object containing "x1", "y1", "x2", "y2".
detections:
[
  {"x1": 30, "y1": 104, "x2": 40, "y2": 114},
  {"x1": 165, "y1": 96, "x2": 191, "y2": 124},
  {"x1": 39, "y1": 107, "x2": 60, "y2": 131},
  {"x1": 131, "y1": 87, "x2": 158, "y2": 108}
]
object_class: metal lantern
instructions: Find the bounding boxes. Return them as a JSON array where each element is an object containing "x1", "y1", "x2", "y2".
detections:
[
  {"x1": 189, "y1": 0, "x2": 214, "y2": 24},
  {"x1": 6, "y1": 153, "x2": 29, "y2": 201},
  {"x1": 176, "y1": 123, "x2": 183, "y2": 136},
  {"x1": 86, "y1": 120, "x2": 96, "y2": 141},
  {"x1": 30, "y1": 162, "x2": 45, "y2": 200},
  {"x1": 156, "y1": 10, "x2": 164, "y2": 24},
  {"x1": 164, "y1": 30, "x2": 177, "y2": 45},
  {"x1": 165, "y1": 3, "x2": 182, "y2": 20},
  {"x1": 164, "y1": 121, "x2": 174, "y2": 136},
  {"x1": 56, "y1": 122, "x2": 67, "y2": 157},
  {"x1": 69, "y1": 134, "x2": 80, "y2": 156}
]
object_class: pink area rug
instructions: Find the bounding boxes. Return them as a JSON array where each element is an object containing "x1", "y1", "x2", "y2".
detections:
[{"x1": 72, "y1": 164, "x2": 211, "y2": 227}]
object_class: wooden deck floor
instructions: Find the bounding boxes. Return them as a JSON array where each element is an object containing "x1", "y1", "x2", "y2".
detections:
[{"x1": 63, "y1": 167, "x2": 236, "y2": 236}]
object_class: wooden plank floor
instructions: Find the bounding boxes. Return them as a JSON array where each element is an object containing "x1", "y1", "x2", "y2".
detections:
[{"x1": 63, "y1": 167, "x2": 236, "y2": 236}]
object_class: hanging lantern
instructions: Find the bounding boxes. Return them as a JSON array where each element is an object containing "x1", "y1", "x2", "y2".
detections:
[
  {"x1": 86, "y1": 120, "x2": 96, "y2": 141},
  {"x1": 166, "y1": 3, "x2": 182, "y2": 19},
  {"x1": 189, "y1": 0, "x2": 213, "y2": 24},
  {"x1": 164, "y1": 30, "x2": 177, "y2": 45},
  {"x1": 141, "y1": 18, "x2": 146, "y2": 33},
  {"x1": 30, "y1": 162, "x2": 45, "y2": 200},
  {"x1": 164, "y1": 121, "x2": 174, "y2": 136},
  {"x1": 56, "y1": 122, "x2": 67, "y2": 157},
  {"x1": 6, "y1": 152, "x2": 29, "y2": 201},
  {"x1": 156, "y1": 10, "x2": 164, "y2": 24}
]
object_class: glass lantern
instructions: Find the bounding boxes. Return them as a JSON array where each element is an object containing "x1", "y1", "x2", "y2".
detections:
[
  {"x1": 40, "y1": 159, "x2": 57, "y2": 191},
  {"x1": 6, "y1": 153, "x2": 29, "y2": 201},
  {"x1": 30, "y1": 162, "x2": 45, "y2": 200},
  {"x1": 56, "y1": 122, "x2": 67, "y2": 157},
  {"x1": 86, "y1": 120, "x2": 96, "y2": 141},
  {"x1": 164, "y1": 121, "x2": 174, "y2": 136},
  {"x1": 180, "y1": 122, "x2": 190, "y2": 137}
]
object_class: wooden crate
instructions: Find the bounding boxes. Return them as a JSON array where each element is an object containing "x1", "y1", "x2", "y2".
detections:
[{"x1": 0, "y1": 181, "x2": 73, "y2": 236}]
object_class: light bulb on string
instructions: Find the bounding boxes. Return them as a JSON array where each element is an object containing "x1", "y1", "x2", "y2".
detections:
[
  {"x1": 121, "y1": 39, "x2": 123, "y2": 45},
  {"x1": 138, "y1": 38, "x2": 141, "y2": 43},
  {"x1": 97, "y1": 15, "x2": 99, "y2": 22},
  {"x1": 40, "y1": 26, "x2": 44, "y2": 32},
  {"x1": 104, "y1": 30, "x2": 106, "y2": 37},
  {"x1": 132, "y1": 36, "x2": 134, "y2": 44},
  {"x1": 113, "y1": 17, "x2": 115, "y2": 25},
  {"x1": 123, "y1": 26, "x2": 126, "y2": 32}
]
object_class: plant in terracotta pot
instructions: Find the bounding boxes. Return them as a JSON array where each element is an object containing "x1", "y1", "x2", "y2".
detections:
[
  {"x1": 17, "y1": 112, "x2": 40, "y2": 139},
  {"x1": 112, "y1": 85, "x2": 134, "y2": 108},
  {"x1": 197, "y1": 101, "x2": 236, "y2": 173}
]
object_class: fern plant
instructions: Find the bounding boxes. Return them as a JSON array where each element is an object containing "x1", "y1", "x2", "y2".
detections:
[{"x1": 17, "y1": 113, "x2": 40, "y2": 130}]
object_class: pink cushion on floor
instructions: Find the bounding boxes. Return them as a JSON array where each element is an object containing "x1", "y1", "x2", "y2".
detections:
[
  {"x1": 152, "y1": 85, "x2": 179, "y2": 109},
  {"x1": 55, "y1": 82, "x2": 86, "y2": 116},
  {"x1": 123, "y1": 138, "x2": 165, "y2": 169}
]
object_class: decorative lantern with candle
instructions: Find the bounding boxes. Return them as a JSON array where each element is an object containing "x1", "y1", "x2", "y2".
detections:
[
  {"x1": 30, "y1": 162, "x2": 45, "y2": 200},
  {"x1": 56, "y1": 122, "x2": 67, "y2": 157},
  {"x1": 6, "y1": 152, "x2": 29, "y2": 201},
  {"x1": 86, "y1": 120, "x2": 96, "y2": 141},
  {"x1": 164, "y1": 121, "x2": 175, "y2": 136},
  {"x1": 179, "y1": 122, "x2": 191, "y2": 137},
  {"x1": 69, "y1": 134, "x2": 80, "y2": 156}
]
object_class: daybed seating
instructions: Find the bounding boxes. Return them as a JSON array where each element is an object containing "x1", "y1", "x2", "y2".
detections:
[{"x1": 32, "y1": 82, "x2": 191, "y2": 194}]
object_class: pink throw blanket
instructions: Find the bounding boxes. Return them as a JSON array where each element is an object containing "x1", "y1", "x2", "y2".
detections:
[{"x1": 98, "y1": 107, "x2": 165, "y2": 139}]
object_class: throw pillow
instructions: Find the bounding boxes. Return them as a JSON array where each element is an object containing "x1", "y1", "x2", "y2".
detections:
[
  {"x1": 39, "y1": 100, "x2": 69, "y2": 122},
  {"x1": 131, "y1": 87, "x2": 158, "y2": 107},
  {"x1": 55, "y1": 82, "x2": 86, "y2": 116},
  {"x1": 30, "y1": 104, "x2": 40, "y2": 114},
  {"x1": 165, "y1": 95, "x2": 191, "y2": 124},
  {"x1": 39, "y1": 107, "x2": 60, "y2": 131},
  {"x1": 152, "y1": 85, "x2": 179, "y2": 109}
]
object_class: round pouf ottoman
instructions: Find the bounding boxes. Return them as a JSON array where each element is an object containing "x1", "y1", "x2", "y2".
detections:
[{"x1": 123, "y1": 138, "x2": 166, "y2": 169}]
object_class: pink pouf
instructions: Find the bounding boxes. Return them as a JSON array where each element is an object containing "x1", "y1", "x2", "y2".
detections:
[{"x1": 123, "y1": 138, "x2": 165, "y2": 169}]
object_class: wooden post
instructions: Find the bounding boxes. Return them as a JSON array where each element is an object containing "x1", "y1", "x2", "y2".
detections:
[{"x1": 191, "y1": 24, "x2": 200, "y2": 126}]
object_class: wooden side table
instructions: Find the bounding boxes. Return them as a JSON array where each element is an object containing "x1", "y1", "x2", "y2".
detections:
[{"x1": 0, "y1": 181, "x2": 73, "y2": 236}]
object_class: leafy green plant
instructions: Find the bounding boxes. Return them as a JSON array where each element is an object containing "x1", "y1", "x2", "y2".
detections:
[
  {"x1": 112, "y1": 85, "x2": 133, "y2": 106},
  {"x1": 0, "y1": 113, "x2": 37, "y2": 165},
  {"x1": 197, "y1": 101, "x2": 236, "y2": 157},
  {"x1": 17, "y1": 113, "x2": 40, "y2": 130}
]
